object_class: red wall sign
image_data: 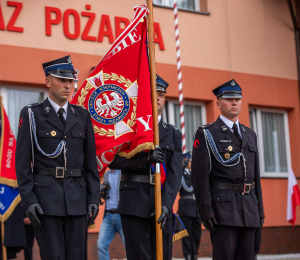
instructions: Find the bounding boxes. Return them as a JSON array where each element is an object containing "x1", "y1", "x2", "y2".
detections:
[{"x1": 0, "y1": 2, "x2": 165, "y2": 50}]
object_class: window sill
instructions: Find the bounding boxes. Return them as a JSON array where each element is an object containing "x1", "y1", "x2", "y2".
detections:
[
  {"x1": 153, "y1": 4, "x2": 210, "y2": 16},
  {"x1": 260, "y1": 172, "x2": 288, "y2": 178}
]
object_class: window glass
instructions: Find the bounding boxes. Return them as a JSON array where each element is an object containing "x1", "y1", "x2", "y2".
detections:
[
  {"x1": 174, "y1": 104, "x2": 202, "y2": 151},
  {"x1": 7, "y1": 89, "x2": 44, "y2": 137},
  {"x1": 261, "y1": 112, "x2": 287, "y2": 172},
  {"x1": 154, "y1": 0, "x2": 198, "y2": 11}
]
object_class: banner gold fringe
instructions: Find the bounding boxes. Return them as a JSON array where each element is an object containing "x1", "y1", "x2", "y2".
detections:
[
  {"x1": 0, "y1": 194, "x2": 21, "y2": 222},
  {"x1": 0, "y1": 177, "x2": 18, "y2": 188},
  {"x1": 118, "y1": 142, "x2": 155, "y2": 159},
  {"x1": 173, "y1": 229, "x2": 188, "y2": 242},
  {"x1": 88, "y1": 224, "x2": 96, "y2": 230}
]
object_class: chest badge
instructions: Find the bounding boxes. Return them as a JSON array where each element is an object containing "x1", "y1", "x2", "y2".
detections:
[
  {"x1": 228, "y1": 145, "x2": 233, "y2": 152},
  {"x1": 51, "y1": 131, "x2": 57, "y2": 137},
  {"x1": 225, "y1": 153, "x2": 230, "y2": 159}
]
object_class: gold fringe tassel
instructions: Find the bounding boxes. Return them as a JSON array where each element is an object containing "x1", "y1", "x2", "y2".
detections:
[
  {"x1": 88, "y1": 224, "x2": 96, "y2": 230},
  {"x1": 0, "y1": 194, "x2": 21, "y2": 222},
  {"x1": 118, "y1": 142, "x2": 155, "y2": 159},
  {"x1": 0, "y1": 177, "x2": 18, "y2": 188},
  {"x1": 173, "y1": 229, "x2": 188, "y2": 242}
]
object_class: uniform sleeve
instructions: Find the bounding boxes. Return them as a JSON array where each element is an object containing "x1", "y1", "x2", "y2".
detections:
[
  {"x1": 109, "y1": 152, "x2": 148, "y2": 170},
  {"x1": 161, "y1": 129, "x2": 182, "y2": 210},
  {"x1": 191, "y1": 128, "x2": 215, "y2": 220},
  {"x1": 15, "y1": 107, "x2": 39, "y2": 209},
  {"x1": 84, "y1": 112, "x2": 100, "y2": 204},
  {"x1": 254, "y1": 134, "x2": 265, "y2": 218}
]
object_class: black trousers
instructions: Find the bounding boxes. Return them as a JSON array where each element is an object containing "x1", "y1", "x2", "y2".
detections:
[
  {"x1": 33, "y1": 215, "x2": 87, "y2": 260},
  {"x1": 180, "y1": 216, "x2": 202, "y2": 256},
  {"x1": 121, "y1": 214, "x2": 173, "y2": 260},
  {"x1": 210, "y1": 225, "x2": 256, "y2": 260},
  {"x1": 24, "y1": 224, "x2": 35, "y2": 260}
]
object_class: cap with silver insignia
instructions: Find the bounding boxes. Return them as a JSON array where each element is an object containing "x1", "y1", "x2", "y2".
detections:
[
  {"x1": 212, "y1": 79, "x2": 242, "y2": 99},
  {"x1": 156, "y1": 74, "x2": 169, "y2": 93},
  {"x1": 42, "y1": 55, "x2": 77, "y2": 80}
]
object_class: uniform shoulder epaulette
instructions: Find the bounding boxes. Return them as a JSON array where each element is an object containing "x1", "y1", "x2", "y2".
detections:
[
  {"x1": 71, "y1": 104, "x2": 87, "y2": 110},
  {"x1": 27, "y1": 103, "x2": 41, "y2": 108},
  {"x1": 241, "y1": 124, "x2": 255, "y2": 133},
  {"x1": 199, "y1": 122, "x2": 215, "y2": 129}
]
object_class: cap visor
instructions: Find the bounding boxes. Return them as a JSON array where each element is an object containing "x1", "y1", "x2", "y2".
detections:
[
  {"x1": 49, "y1": 72, "x2": 76, "y2": 80},
  {"x1": 221, "y1": 94, "x2": 242, "y2": 99},
  {"x1": 157, "y1": 86, "x2": 166, "y2": 92}
]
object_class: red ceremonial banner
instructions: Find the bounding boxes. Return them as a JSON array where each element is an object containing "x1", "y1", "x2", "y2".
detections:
[
  {"x1": 0, "y1": 97, "x2": 17, "y2": 187},
  {"x1": 72, "y1": 5, "x2": 154, "y2": 177}
]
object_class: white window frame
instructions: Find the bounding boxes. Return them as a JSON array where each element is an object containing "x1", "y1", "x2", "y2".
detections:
[
  {"x1": 167, "y1": 99, "x2": 207, "y2": 130},
  {"x1": 0, "y1": 85, "x2": 48, "y2": 112},
  {"x1": 154, "y1": 0, "x2": 200, "y2": 11},
  {"x1": 250, "y1": 108, "x2": 291, "y2": 178}
]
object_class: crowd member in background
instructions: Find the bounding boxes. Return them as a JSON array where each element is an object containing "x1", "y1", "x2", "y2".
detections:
[
  {"x1": 97, "y1": 168, "x2": 125, "y2": 260},
  {"x1": 178, "y1": 152, "x2": 202, "y2": 260}
]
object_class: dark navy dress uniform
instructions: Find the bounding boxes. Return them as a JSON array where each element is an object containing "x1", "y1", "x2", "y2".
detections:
[
  {"x1": 178, "y1": 153, "x2": 201, "y2": 260},
  {"x1": 109, "y1": 75, "x2": 183, "y2": 260},
  {"x1": 15, "y1": 56, "x2": 100, "y2": 260},
  {"x1": 191, "y1": 80, "x2": 264, "y2": 260}
]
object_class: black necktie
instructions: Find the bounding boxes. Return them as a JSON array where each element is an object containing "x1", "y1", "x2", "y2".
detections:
[
  {"x1": 58, "y1": 108, "x2": 66, "y2": 126},
  {"x1": 233, "y1": 123, "x2": 242, "y2": 145}
]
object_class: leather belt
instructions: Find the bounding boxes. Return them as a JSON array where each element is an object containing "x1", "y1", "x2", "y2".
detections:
[
  {"x1": 33, "y1": 167, "x2": 84, "y2": 179},
  {"x1": 180, "y1": 195, "x2": 196, "y2": 200},
  {"x1": 106, "y1": 209, "x2": 117, "y2": 214},
  {"x1": 121, "y1": 173, "x2": 155, "y2": 185},
  {"x1": 211, "y1": 180, "x2": 255, "y2": 194}
]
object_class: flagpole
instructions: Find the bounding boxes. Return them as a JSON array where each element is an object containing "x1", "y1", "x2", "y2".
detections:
[
  {"x1": 1, "y1": 222, "x2": 7, "y2": 260},
  {"x1": 146, "y1": 1, "x2": 163, "y2": 259}
]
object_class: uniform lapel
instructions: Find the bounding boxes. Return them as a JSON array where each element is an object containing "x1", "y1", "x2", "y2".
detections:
[
  {"x1": 43, "y1": 99, "x2": 64, "y2": 132},
  {"x1": 64, "y1": 103, "x2": 78, "y2": 134},
  {"x1": 216, "y1": 117, "x2": 240, "y2": 146},
  {"x1": 240, "y1": 124, "x2": 249, "y2": 148},
  {"x1": 159, "y1": 120, "x2": 168, "y2": 141}
]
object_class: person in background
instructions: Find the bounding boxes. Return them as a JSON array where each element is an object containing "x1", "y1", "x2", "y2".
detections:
[
  {"x1": 178, "y1": 152, "x2": 202, "y2": 260},
  {"x1": 97, "y1": 168, "x2": 125, "y2": 260}
]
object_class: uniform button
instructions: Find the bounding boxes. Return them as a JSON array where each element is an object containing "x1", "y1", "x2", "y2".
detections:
[
  {"x1": 167, "y1": 146, "x2": 169, "y2": 148},
  {"x1": 79, "y1": 133, "x2": 82, "y2": 136},
  {"x1": 64, "y1": 136, "x2": 67, "y2": 139},
  {"x1": 241, "y1": 149, "x2": 243, "y2": 152},
  {"x1": 217, "y1": 198, "x2": 219, "y2": 201},
  {"x1": 35, "y1": 183, "x2": 37, "y2": 185},
  {"x1": 124, "y1": 185, "x2": 127, "y2": 187},
  {"x1": 46, "y1": 133, "x2": 49, "y2": 136}
]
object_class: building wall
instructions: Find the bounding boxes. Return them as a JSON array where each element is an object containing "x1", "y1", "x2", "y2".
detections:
[{"x1": 1, "y1": 0, "x2": 300, "y2": 256}]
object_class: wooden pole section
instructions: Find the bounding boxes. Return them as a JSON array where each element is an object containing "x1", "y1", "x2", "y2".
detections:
[
  {"x1": 1, "y1": 222, "x2": 7, "y2": 260},
  {"x1": 147, "y1": 1, "x2": 163, "y2": 260}
]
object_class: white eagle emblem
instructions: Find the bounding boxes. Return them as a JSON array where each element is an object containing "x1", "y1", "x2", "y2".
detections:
[{"x1": 95, "y1": 92, "x2": 124, "y2": 118}]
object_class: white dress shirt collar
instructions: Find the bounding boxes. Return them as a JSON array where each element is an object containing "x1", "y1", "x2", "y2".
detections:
[
  {"x1": 220, "y1": 115, "x2": 242, "y2": 138},
  {"x1": 48, "y1": 97, "x2": 68, "y2": 120},
  {"x1": 158, "y1": 115, "x2": 162, "y2": 124}
]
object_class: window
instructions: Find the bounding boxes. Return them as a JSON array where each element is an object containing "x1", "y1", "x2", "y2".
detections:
[
  {"x1": 167, "y1": 101, "x2": 206, "y2": 152},
  {"x1": 153, "y1": 0, "x2": 200, "y2": 11},
  {"x1": 249, "y1": 108, "x2": 291, "y2": 177},
  {"x1": 0, "y1": 86, "x2": 48, "y2": 138}
]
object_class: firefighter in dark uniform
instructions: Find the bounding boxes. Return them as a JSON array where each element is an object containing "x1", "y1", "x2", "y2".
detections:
[
  {"x1": 178, "y1": 152, "x2": 201, "y2": 260},
  {"x1": 15, "y1": 56, "x2": 100, "y2": 260},
  {"x1": 191, "y1": 79, "x2": 264, "y2": 260},
  {"x1": 109, "y1": 75, "x2": 182, "y2": 260}
]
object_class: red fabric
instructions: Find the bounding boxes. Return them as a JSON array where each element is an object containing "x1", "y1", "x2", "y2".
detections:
[
  {"x1": 0, "y1": 104, "x2": 17, "y2": 183},
  {"x1": 289, "y1": 184, "x2": 300, "y2": 227},
  {"x1": 72, "y1": 5, "x2": 153, "y2": 177}
]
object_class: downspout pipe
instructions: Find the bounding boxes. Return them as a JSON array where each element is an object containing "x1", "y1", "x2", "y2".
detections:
[{"x1": 287, "y1": 0, "x2": 300, "y2": 95}]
